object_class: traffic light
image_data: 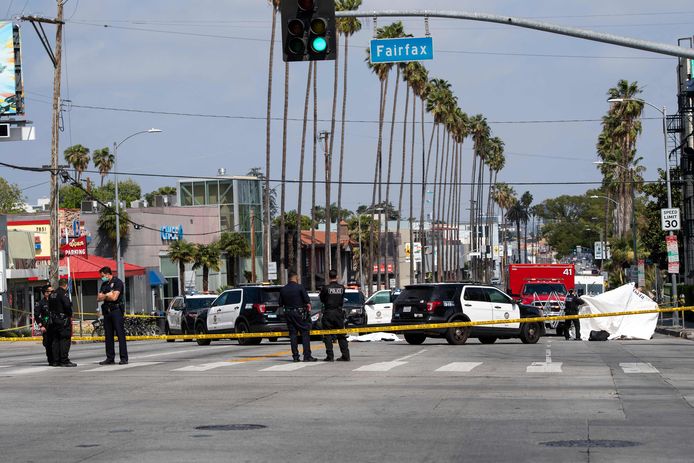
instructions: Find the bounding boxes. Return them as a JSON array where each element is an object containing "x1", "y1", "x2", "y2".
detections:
[{"x1": 281, "y1": 0, "x2": 336, "y2": 62}]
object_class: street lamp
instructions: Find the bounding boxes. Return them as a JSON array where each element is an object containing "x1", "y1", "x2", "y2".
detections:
[
  {"x1": 607, "y1": 97, "x2": 680, "y2": 317},
  {"x1": 113, "y1": 129, "x2": 162, "y2": 310},
  {"x1": 593, "y1": 161, "x2": 638, "y2": 276}
]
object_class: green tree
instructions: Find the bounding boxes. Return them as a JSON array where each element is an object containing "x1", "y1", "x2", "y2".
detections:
[
  {"x1": 167, "y1": 240, "x2": 196, "y2": 295},
  {"x1": 520, "y1": 191, "x2": 534, "y2": 263},
  {"x1": 192, "y1": 242, "x2": 222, "y2": 293},
  {"x1": 0, "y1": 177, "x2": 26, "y2": 213},
  {"x1": 641, "y1": 168, "x2": 682, "y2": 269},
  {"x1": 274, "y1": 210, "x2": 312, "y2": 230},
  {"x1": 220, "y1": 232, "x2": 251, "y2": 286},
  {"x1": 97, "y1": 179, "x2": 142, "y2": 206},
  {"x1": 492, "y1": 183, "x2": 516, "y2": 282},
  {"x1": 92, "y1": 147, "x2": 114, "y2": 187},
  {"x1": 506, "y1": 201, "x2": 528, "y2": 263},
  {"x1": 63, "y1": 144, "x2": 90, "y2": 183},
  {"x1": 97, "y1": 207, "x2": 129, "y2": 260},
  {"x1": 59, "y1": 184, "x2": 87, "y2": 209}
]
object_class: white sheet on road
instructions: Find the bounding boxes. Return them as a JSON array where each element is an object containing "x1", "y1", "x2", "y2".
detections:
[
  {"x1": 579, "y1": 283, "x2": 658, "y2": 340},
  {"x1": 346, "y1": 332, "x2": 402, "y2": 342}
]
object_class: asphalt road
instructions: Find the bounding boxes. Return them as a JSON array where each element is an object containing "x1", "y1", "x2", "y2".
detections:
[{"x1": 1, "y1": 334, "x2": 693, "y2": 463}]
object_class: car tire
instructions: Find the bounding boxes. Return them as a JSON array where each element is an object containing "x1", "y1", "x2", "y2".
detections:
[
  {"x1": 236, "y1": 321, "x2": 253, "y2": 345},
  {"x1": 445, "y1": 323, "x2": 471, "y2": 345},
  {"x1": 521, "y1": 322, "x2": 542, "y2": 344},
  {"x1": 404, "y1": 333, "x2": 426, "y2": 345},
  {"x1": 196, "y1": 324, "x2": 211, "y2": 346},
  {"x1": 478, "y1": 336, "x2": 497, "y2": 344},
  {"x1": 165, "y1": 324, "x2": 175, "y2": 343}
]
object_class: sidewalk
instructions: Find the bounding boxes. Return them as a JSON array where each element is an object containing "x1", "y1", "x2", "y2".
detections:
[{"x1": 655, "y1": 317, "x2": 694, "y2": 340}]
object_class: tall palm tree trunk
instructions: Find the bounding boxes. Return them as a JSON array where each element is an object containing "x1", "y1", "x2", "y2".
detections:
[
  {"x1": 408, "y1": 93, "x2": 416, "y2": 284},
  {"x1": 296, "y1": 62, "x2": 313, "y2": 282},
  {"x1": 369, "y1": 75, "x2": 389, "y2": 294},
  {"x1": 420, "y1": 119, "x2": 436, "y2": 283},
  {"x1": 325, "y1": 36, "x2": 340, "y2": 281},
  {"x1": 395, "y1": 83, "x2": 409, "y2": 288},
  {"x1": 384, "y1": 67, "x2": 400, "y2": 289},
  {"x1": 279, "y1": 62, "x2": 289, "y2": 285},
  {"x1": 468, "y1": 151, "x2": 478, "y2": 280},
  {"x1": 264, "y1": 6, "x2": 277, "y2": 281},
  {"x1": 431, "y1": 125, "x2": 441, "y2": 282},
  {"x1": 335, "y1": 32, "x2": 350, "y2": 282},
  {"x1": 311, "y1": 63, "x2": 318, "y2": 291}
]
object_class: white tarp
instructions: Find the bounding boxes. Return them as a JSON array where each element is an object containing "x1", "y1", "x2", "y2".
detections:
[
  {"x1": 347, "y1": 332, "x2": 402, "y2": 342},
  {"x1": 578, "y1": 283, "x2": 658, "y2": 340}
]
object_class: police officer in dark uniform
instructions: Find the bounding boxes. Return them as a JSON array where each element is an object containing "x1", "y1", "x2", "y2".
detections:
[
  {"x1": 48, "y1": 279, "x2": 76, "y2": 367},
  {"x1": 279, "y1": 270, "x2": 317, "y2": 362},
  {"x1": 564, "y1": 288, "x2": 584, "y2": 340},
  {"x1": 97, "y1": 266, "x2": 128, "y2": 365},
  {"x1": 34, "y1": 285, "x2": 54, "y2": 365},
  {"x1": 320, "y1": 269, "x2": 350, "y2": 362}
]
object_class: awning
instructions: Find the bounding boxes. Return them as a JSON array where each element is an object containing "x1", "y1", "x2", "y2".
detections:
[
  {"x1": 59, "y1": 255, "x2": 146, "y2": 280},
  {"x1": 148, "y1": 269, "x2": 168, "y2": 286}
]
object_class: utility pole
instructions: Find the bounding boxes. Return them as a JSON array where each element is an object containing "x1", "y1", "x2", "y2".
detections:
[
  {"x1": 21, "y1": 6, "x2": 64, "y2": 286},
  {"x1": 319, "y1": 130, "x2": 332, "y2": 283}
]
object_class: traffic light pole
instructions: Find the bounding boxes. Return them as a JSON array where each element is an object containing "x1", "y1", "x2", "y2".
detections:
[{"x1": 335, "y1": 10, "x2": 694, "y2": 59}]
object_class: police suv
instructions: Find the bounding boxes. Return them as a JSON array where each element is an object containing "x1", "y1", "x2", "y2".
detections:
[
  {"x1": 392, "y1": 283, "x2": 545, "y2": 345},
  {"x1": 194, "y1": 285, "x2": 285, "y2": 346},
  {"x1": 165, "y1": 294, "x2": 217, "y2": 341}
]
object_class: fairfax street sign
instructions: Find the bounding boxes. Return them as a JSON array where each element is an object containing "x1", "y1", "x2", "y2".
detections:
[{"x1": 369, "y1": 36, "x2": 433, "y2": 64}]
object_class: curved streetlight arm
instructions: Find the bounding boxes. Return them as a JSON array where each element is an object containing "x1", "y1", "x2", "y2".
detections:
[
  {"x1": 590, "y1": 195, "x2": 619, "y2": 207},
  {"x1": 607, "y1": 97, "x2": 663, "y2": 116},
  {"x1": 115, "y1": 128, "x2": 162, "y2": 150}
]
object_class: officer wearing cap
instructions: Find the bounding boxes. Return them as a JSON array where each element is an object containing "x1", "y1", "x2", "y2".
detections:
[
  {"x1": 97, "y1": 266, "x2": 128, "y2": 365},
  {"x1": 34, "y1": 285, "x2": 54, "y2": 365},
  {"x1": 48, "y1": 279, "x2": 76, "y2": 367},
  {"x1": 564, "y1": 288, "x2": 584, "y2": 341},
  {"x1": 319, "y1": 269, "x2": 350, "y2": 362},
  {"x1": 279, "y1": 270, "x2": 317, "y2": 362}
]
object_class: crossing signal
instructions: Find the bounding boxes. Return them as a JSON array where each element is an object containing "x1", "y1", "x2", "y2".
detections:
[{"x1": 281, "y1": 0, "x2": 336, "y2": 62}]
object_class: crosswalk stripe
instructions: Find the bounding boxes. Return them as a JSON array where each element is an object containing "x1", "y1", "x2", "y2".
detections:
[
  {"x1": 620, "y1": 362, "x2": 659, "y2": 374},
  {"x1": 82, "y1": 362, "x2": 161, "y2": 372},
  {"x1": 260, "y1": 362, "x2": 325, "y2": 372},
  {"x1": 174, "y1": 362, "x2": 237, "y2": 372},
  {"x1": 526, "y1": 362, "x2": 563, "y2": 373},
  {"x1": 435, "y1": 362, "x2": 482, "y2": 372},
  {"x1": 1, "y1": 366, "x2": 56, "y2": 375},
  {"x1": 354, "y1": 361, "x2": 408, "y2": 372}
]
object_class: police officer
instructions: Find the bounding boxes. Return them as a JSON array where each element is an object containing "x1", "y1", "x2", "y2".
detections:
[
  {"x1": 34, "y1": 285, "x2": 54, "y2": 365},
  {"x1": 320, "y1": 269, "x2": 350, "y2": 362},
  {"x1": 279, "y1": 270, "x2": 317, "y2": 362},
  {"x1": 97, "y1": 266, "x2": 128, "y2": 365},
  {"x1": 564, "y1": 288, "x2": 584, "y2": 341},
  {"x1": 48, "y1": 279, "x2": 76, "y2": 367}
]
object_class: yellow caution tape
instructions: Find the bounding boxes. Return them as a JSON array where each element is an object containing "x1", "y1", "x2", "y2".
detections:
[
  {"x1": 0, "y1": 324, "x2": 32, "y2": 333},
  {"x1": 1, "y1": 306, "x2": 691, "y2": 342}
]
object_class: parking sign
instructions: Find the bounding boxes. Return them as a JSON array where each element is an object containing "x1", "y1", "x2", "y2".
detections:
[{"x1": 661, "y1": 208, "x2": 680, "y2": 231}]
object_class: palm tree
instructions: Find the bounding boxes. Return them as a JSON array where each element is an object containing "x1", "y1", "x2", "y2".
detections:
[
  {"x1": 279, "y1": 60, "x2": 290, "y2": 285},
  {"x1": 97, "y1": 206, "x2": 129, "y2": 262},
  {"x1": 167, "y1": 239, "x2": 196, "y2": 296},
  {"x1": 335, "y1": 0, "x2": 362, "y2": 281},
  {"x1": 192, "y1": 242, "x2": 222, "y2": 293},
  {"x1": 296, "y1": 61, "x2": 314, "y2": 282},
  {"x1": 520, "y1": 191, "x2": 534, "y2": 263},
  {"x1": 493, "y1": 183, "x2": 516, "y2": 282},
  {"x1": 484, "y1": 138, "x2": 505, "y2": 279},
  {"x1": 220, "y1": 231, "x2": 251, "y2": 286},
  {"x1": 92, "y1": 147, "x2": 114, "y2": 187},
  {"x1": 467, "y1": 115, "x2": 490, "y2": 279},
  {"x1": 264, "y1": 0, "x2": 281, "y2": 282},
  {"x1": 596, "y1": 80, "x2": 644, "y2": 238},
  {"x1": 63, "y1": 144, "x2": 90, "y2": 183},
  {"x1": 310, "y1": 62, "x2": 318, "y2": 291},
  {"x1": 506, "y1": 200, "x2": 528, "y2": 264}
]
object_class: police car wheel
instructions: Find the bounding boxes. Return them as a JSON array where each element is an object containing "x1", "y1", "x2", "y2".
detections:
[
  {"x1": 196, "y1": 324, "x2": 211, "y2": 346},
  {"x1": 478, "y1": 336, "x2": 497, "y2": 344},
  {"x1": 521, "y1": 323, "x2": 541, "y2": 344},
  {"x1": 165, "y1": 324, "x2": 175, "y2": 343},
  {"x1": 404, "y1": 333, "x2": 426, "y2": 345},
  {"x1": 236, "y1": 322, "x2": 252, "y2": 345},
  {"x1": 445, "y1": 326, "x2": 470, "y2": 345}
]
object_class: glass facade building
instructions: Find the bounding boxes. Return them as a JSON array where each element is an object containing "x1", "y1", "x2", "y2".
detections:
[{"x1": 178, "y1": 176, "x2": 263, "y2": 280}]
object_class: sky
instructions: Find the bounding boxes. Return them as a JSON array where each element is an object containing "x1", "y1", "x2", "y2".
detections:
[{"x1": 1, "y1": 0, "x2": 693, "y2": 219}]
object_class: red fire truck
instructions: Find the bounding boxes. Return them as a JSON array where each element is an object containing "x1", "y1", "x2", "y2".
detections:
[{"x1": 507, "y1": 264, "x2": 575, "y2": 336}]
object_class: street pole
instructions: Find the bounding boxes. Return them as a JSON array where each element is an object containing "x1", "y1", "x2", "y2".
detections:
[
  {"x1": 49, "y1": 3, "x2": 64, "y2": 287},
  {"x1": 250, "y1": 208, "x2": 256, "y2": 283},
  {"x1": 113, "y1": 141, "x2": 125, "y2": 311},
  {"x1": 661, "y1": 106, "x2": 680, "y2": 325},
  {"x1": 358, "y1": 214, "x2": 364, "y2": 290}
]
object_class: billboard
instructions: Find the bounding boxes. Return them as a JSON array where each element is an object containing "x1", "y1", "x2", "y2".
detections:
[
  {"x1": 0, "y1": 22, "x2": 23, "y2": 116},
  {"x1": 7, "y1": 220, "x2": 51, "y2": 260}
]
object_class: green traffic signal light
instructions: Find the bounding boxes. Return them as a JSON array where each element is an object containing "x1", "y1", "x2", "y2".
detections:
[{"x1": 311, "y1": 36, "x2": 327, "y2": 53}]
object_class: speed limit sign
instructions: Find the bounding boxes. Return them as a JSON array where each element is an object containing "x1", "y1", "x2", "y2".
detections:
[{"x1": 661, "y1": 208, "x2": 681, "y2": 231}]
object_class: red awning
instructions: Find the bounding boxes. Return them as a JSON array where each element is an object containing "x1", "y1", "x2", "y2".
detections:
[{"x1": 59, "y1": 255, "x2": 146, "y2": 280}]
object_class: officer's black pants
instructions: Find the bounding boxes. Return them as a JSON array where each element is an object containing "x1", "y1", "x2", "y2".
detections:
[
  {"x1": 104, "y1": 308, "x2": 128, "y2": 362},
  {"x1": 42, "y1": 329, "x2": 54, "y2": 365},
  {"x1": 564, "y1": 313, "x2": 581, "y2": 340},
  {"x1": 322, "y1": 310, "x2": 349, "y2": 359},
  {"x1": 285, "y1": 309, "x2": 312, "y2": 359},
  {"x1": 50, "y1": 324, "x2": 71, "y2": 365}
]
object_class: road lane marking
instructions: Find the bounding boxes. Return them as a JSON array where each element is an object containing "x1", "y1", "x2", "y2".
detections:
[
  {"x1": 131, "y1": 345, "x2": 230, "y2": 360},
  {"x1": 620, "y1": 362, "x2": 659, "y2": 374},
  {"x1": 354, "y1": 361, "x2": 408, "y2": 372},
  {"x1": 435, "y1": 362, "x2": 482, "y2": 372},
  {"x1": 395, "y1": 349, "x2": 427, "y2": 362},
  {"x1": 527, "y1": 362, "x2": 563, "y2": 373},
  {"x1": 1, "y1": 366, "x2": 56, "y2": 375},
  {"x1": 82, "y1": 362, "x2": 161, "y2": 372},
  {"x1": 174, "y1": 362, "x2": 240, "y2": 372},
  {"x1": 260, "y1": 362, "x2": 325, "y2": 372}
]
